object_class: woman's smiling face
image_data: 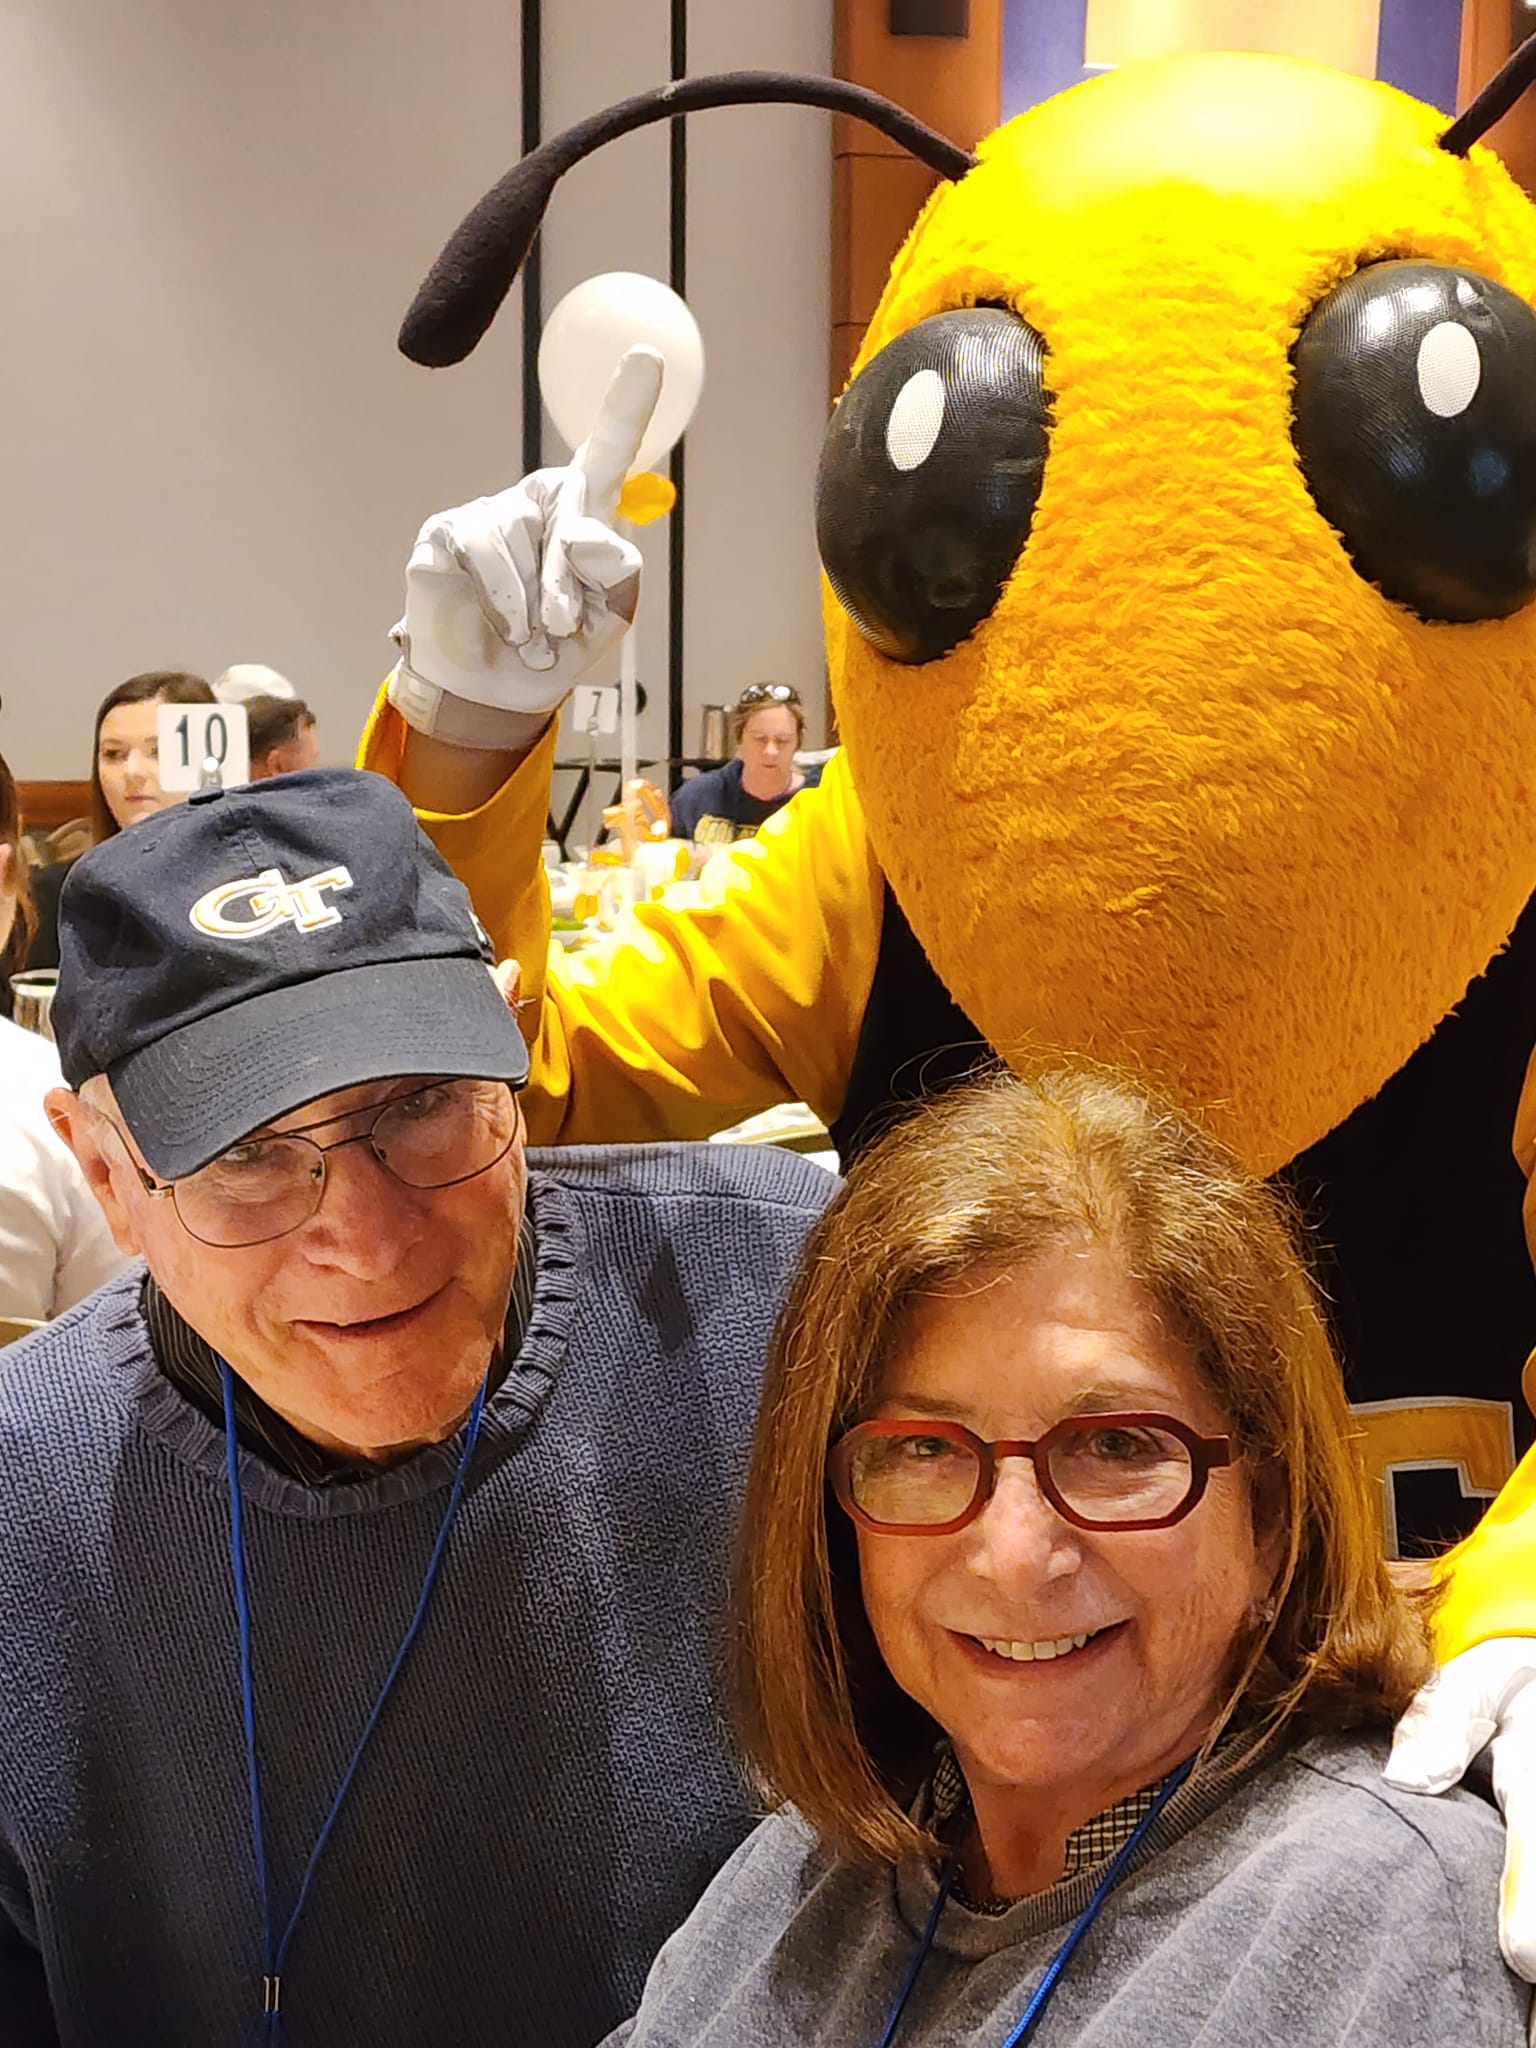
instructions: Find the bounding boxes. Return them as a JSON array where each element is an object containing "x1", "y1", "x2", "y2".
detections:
[{"x1": 854, "y1": 1242, "x2": 1279, "y2": 1827}]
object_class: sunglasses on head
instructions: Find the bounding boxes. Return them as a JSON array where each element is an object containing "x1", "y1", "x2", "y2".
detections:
[{"x1": 736, "y1": 683, "x2": 800, "y2": 711}]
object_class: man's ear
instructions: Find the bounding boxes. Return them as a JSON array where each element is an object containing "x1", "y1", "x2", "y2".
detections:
[{"x1": 46, "y1": 1089, "x2": 144, "y2": 1256}]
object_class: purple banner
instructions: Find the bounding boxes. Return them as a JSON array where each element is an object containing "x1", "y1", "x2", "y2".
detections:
[
  {"x1": 1001, "y1": 0, "x2": 1092, "y2": 120},
  {"x1": 1376, "y1": 0, "x2": 1463, "y2": 115}
]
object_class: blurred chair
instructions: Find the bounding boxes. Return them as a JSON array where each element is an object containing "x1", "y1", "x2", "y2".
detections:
[
  {"x1": 0, "y1": 1316, "x2": 43, "y2": 1349},
  {"x1": 22, "y1": 818, "x2": 91, "y2": 869}
]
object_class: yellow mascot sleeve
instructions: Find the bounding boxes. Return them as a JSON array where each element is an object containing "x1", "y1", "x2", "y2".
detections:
[
  {"x1": 1435, "y1": 1449, "x2": 1536, "y2": 1657},
  {"x1": 1436, "y1": 1060, "x2": 1536, "y2": 1655},
  {"x1": 359, "y1": 687, "x2": 882, "y2": 1144}
]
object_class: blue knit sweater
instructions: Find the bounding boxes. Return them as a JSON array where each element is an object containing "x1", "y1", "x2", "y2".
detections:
[{"x1": 0, "y1": 1143, "x2": 834, "y2": 2048}]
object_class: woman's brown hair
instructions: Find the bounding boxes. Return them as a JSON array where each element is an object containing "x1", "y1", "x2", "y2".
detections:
[
  {"x1": 0, "y1": 746, "x2": 35, "y2": 974},
  {"x1": 736, "y1": 1063, "x2": 1432, "y2": 1866},
  {"x1": 89, "y1": 670, "x2": 214, "y2": 843}
]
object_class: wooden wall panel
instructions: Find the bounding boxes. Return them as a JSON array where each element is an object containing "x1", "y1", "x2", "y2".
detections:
[
  {"x1": 17, "y1": 783, "x2": 90, "y2": 833},
  {"x1": 831, "y1": 0, "x2": 1003, "y2": 392},
  {"x1": 1460, "y1": 0, "x2": 1536, "y2": 196}
]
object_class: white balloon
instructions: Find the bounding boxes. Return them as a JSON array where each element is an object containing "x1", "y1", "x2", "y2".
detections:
[{"x1": 538, "y1": 272, "x2": 704, "y2": 473}]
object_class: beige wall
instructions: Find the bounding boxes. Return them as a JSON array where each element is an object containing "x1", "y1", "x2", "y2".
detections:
[
  {"x1": 0, "y1": 0, "x2": 832, "y2": 781},
  {"x1": 1084, "y1": 0, "x2": 1382, "y2": 76}
]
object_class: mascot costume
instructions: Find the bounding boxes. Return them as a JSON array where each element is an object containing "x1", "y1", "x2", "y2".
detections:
[{"x1": 362, "y1": 42, "x2": 1536, "y2": 1966}]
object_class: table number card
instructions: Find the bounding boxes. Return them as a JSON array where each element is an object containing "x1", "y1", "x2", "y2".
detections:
[
  {"x1": 571, "y1": 685, "x2": 620, "y2": 738},
  {"x1": 157, "y1": 702, "x2": 251, "y2": 791}
]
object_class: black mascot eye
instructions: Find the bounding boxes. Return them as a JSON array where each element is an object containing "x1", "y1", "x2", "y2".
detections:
[
  {"x1": 815, "y1": 306, "x2": 1051, "y2": 664},
  {"x1": 1291, "y1": 260, "x2": 1536, "y2": 622}
]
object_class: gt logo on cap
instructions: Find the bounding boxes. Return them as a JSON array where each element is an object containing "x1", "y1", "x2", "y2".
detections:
[{"x1": 190, "y1": 865, "x2": 354, "y2": 941}]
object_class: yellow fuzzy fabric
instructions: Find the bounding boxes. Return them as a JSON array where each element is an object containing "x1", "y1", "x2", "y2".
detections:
[{"x1": 828, "y1": 52, "x2": 1536, "y2": 1174}]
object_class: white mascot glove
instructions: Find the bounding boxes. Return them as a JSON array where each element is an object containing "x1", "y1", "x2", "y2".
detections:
[
  {"x1": 1384, "y1": 1636, "x2": 1536, "y2": 1979},
  {"x1": 389, "y1": 343, "x2": 664, "y2": 749}
]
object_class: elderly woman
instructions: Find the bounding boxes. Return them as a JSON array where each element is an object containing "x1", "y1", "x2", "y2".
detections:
[{"x1": 607, "y1": 1067, "x2": 1525, "y2": 2045}]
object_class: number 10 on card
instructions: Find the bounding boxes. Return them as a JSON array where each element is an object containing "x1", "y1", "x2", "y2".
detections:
[{"x1": 156, "y1": 702, "x2": 251, "y2": 791}]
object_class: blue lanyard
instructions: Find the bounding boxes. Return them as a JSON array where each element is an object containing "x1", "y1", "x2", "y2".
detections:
[
  {"x1": 875, "y1": 1757, "x2": 1194, "y2": 2048},
  {"x1": 220, "y1": 1362, "x2": 488, "y2": 2041}
]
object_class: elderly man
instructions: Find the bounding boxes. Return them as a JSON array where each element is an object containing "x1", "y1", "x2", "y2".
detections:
[{"x1": 0, "y1": 770, "x2": 831, "y2": 2046}]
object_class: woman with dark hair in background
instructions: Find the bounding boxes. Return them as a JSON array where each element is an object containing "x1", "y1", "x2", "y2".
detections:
[{"x1": 26, "y1": 670, "x2": 214, "y2": 970}]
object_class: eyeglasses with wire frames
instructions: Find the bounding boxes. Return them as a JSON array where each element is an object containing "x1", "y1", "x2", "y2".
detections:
[
  {"x1": 828, "y1": 1413, "x2": 1234, "y2": 1535},
  {"x1": 91, "y1": 1078, "x2": 522, "y2": 1249}
]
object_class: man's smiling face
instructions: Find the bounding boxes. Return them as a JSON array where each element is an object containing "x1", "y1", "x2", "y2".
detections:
[{"x1": 62, "y1": 1074, "x2": 524, "y2": 1461}]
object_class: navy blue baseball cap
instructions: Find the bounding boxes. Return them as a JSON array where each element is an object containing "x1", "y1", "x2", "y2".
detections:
[{"x1": 53, "y1": 769, "x2": 530, "y2": 1178}]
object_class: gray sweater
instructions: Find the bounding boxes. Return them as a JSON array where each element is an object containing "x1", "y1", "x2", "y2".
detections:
[
  {"x1": 606, "y1": 1735, "x2": 1529, "y2": 2046},
  {"x1": 0, "y1": 1143, "x2": 834, "y2": 2048}
]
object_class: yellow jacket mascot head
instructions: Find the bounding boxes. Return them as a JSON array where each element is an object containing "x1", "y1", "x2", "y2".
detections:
[
  {"x1": 401, "y1": 49, "x2": 1536, "y2": 1174},
  {"x1": 822, "y1": 52, "x2": 1536, "y2": 1173}
]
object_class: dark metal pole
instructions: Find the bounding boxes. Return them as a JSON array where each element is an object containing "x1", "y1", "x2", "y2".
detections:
[
  {"x1": 520, "y1": 0, "x2": 544, "y2": 473},
  {"x1": 666, "y1": 0, "x2": 688, "y2": 768}
]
